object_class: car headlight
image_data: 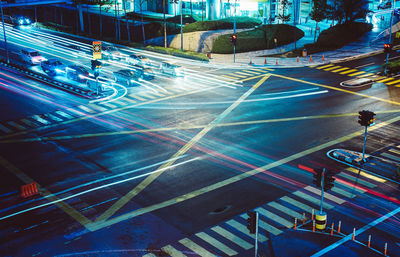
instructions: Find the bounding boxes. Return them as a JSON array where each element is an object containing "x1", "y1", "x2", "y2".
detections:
[
  {"x1": 19, "y1": 19, "x2": 24, "y2": 24},
  {"x1": 55, "y1": 68, "x2": 64, "y2": 73},
  {"x1": 25, "y1": 18, "x2": 30, "y2": 23}
]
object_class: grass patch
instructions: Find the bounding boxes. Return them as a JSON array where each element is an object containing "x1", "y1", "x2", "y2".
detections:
[
  {"x1": 385, "y1": 59, "x2": 400, "y2": 73},
  {"x1": 212, "y1": 24, "x2": 304, "y2": 54},
  {"x1": 144, "y1": 46, "x2": 209, "y2": 62},
  {"x1": 183, "y1": 17, "x2": 261, "y2": 33}
]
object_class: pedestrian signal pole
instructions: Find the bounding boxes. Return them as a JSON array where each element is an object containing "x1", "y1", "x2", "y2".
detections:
[
  {"x1": 358, "y1": 110, "x2": 376, "y2": 162},
  {"x1": 246, "y1": 211, "x2": 258, "y2": 257}
]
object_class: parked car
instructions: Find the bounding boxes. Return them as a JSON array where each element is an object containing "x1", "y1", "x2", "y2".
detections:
[
  {"x1": 41, "y1": 59, "x2": 66, "y2": 76},
  {"x1": 10, "y1": 15, "x2": 32, "y2": 26},
  {"x1": 160, "y1": 61, "x2": 184, "y2": 77},
  {"x1": 20, "y1": 49, "x2": 46, "y2": 65},
  {"x1": 66, "y1": 65, "x2": 89, "y2": 82},
  {"x1": 113, "y1": 69, "x2": 141, "y2": 86},
  {"x1": 378, "y1": 1, "x2": 391, "y2": 9},
  {"x1": 103, "y1": 46, "x2": 123, "y2": 60},
  {"x1": 126, "y1": 54, "x2": 151, "y2": 66}
]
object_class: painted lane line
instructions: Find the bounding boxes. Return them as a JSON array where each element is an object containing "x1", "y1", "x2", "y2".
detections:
[
  {"x1": 385, "y1": 79, "x2": 400, "y2": 85},
  {"x1": 311, "y1": 206, "x2": 400, "y2": 256},
  {"x1": 337, "y1": 172, "x2": 376, "y2": 188},
  {"x1": 47, "y1": 114, "x2": 63, "y2": 122},
  {"x1": 0, "y1": 124, "x2": 12, "y2": 134},
  {"x1": 355, "y1": 62, "x2": 375, "y2": 69},
  {"x1": 79, "y1": 197, "x2": 118, "y2": 212},
  {"x1": 195, "y1": 232, "x2": 238, "y2": 256},
  {"x1": 161, "y1": 245, "x2": 187, "y2": 257},
  {"x1": 331, "y1": 67, "x2": 350, "y2": 73},
  {"x1": 381, "y1": 152, "x2": 400, "y2": 162},
  {"x1": 211, "y1": 226, "x2": 253, "y2": 250},
  {"x1": 346, "y1": 167, "x2": 386, "y2": 183},
  {"x1": 339, "y1": 69, "x2": 358, "y2": 75},
  {"x1": 389, "y1": 148, "x2": 400, "y2": 155},
  {"x1": 55, "y1": 111, "x2": 74, "y2": 119},
  {"x1": 324, "y1": 66, "x2": 342, "y2": 71},
  {"x1": 77, "y1": 105, "x2": 96, "y2": 113},
  {"x1": 316, "y1": 64, "x2": 334, "y2": 69},
  {"x1": 280, "y1": 196, "x2": 314, "y2": 214},
  {"x1": 178, "y1": 238, "x2": 218, "y2": 257},
  {"x1": 93, "y1": 75, "x2": 271, "y2": 224},
  {"x1": 293, "y1": 191, "x2": 334, "y2": 209},
  {"x1": 348, "y1": 71, "x2": 366, "y2": 76},
  {"x1": 23, "y1": 220, "x2": 49, "y2": 231},
  {"x1": 7, "y1": 121, "x2": 25, "y2": 131},
  {"x1": 331, "y1": 186, "x2": 357, "y2": 198},
  {"x1": 226, "y1": 219, "x2": 268, "y2": 242},
  {"x1": 32, "y1": 115, "x2": 50, "y2": 125},
  {"x1": 376, "y1": 77, "x2": 395, "y2": 83}
]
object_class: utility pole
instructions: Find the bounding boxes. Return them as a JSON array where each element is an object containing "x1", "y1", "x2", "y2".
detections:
[
  {"x1": 180, "y1": 0, "x2": 183, "y2": 51},
  {"x1": 0, "y1": 1, "x2": 8, "y2": 63},
  {"x1": 384, "y1": 1, "x2": 395, "y2": 75},
  {"x1": 163, "y1": 0, "x2": 167, "y2": 48}
]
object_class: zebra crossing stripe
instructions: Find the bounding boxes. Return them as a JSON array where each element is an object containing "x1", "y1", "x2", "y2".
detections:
[
  {"x1": 396, "y1": 144, "x2": 400, "y2": 149},
  {"x1": 235, "y1": 71, "x2": 253, "y2": 76},
  {"x1": 304, "y1": 186, "x2": 345, "y2": 204},
  {"x1": 78, "y1": 105, "x2": 96, "y2": 113},
  {"x1": 111, "y1": 99, "x2": 130, "y2": 106},
  {"x1": 381, "y1": 152, "x2": 400, "y2": 162},
  {"x1": 226, "y1": 219, "x2": 268, "y2": 242},
  {"x1": 255, "y1": 207, "x2": 293, "y2": 228},
  {"x1": 293, "y1": 191, "x2": 334, "y2": 209},
  {"x1": 267, "y1": 202, "x2": 303, "y2": 219},
  {"x1": 324, "y1": 66, "x2": 341, "y2": 71},
  {"x1": 348, "y1": 71, "x2": 366, "y2": 76},
  {"x1": 242, "y1": 70, "x2": 261, "y2": 75},
  {"x1": 335, "y1": 179, "x2": 366, "y2": 193},
  {"x1": 161, "y1": 245, "x2": 187, "y2": 257},
  {"x1": 138, "y1": 92, "x2": 156, "y2": 99},
  {"x1": 47, "y1": 114, "x2": 63, "y2": 122},
  {"x1": 88, "y1": 104, "x2": 107, "y2": 112},
  {"x1": 122, "y1": 97, "x2": 137, "y2": 104},
  {"x1": 336, "y1": 172, "x2": 376, "y2": 188},
  {"x1": 195, "y1": 232, "x2": 238, "y2": 256},
  {"x1": 259, "y1": 68, "x2": 274, "y2": 71},
  {"x1": 142, "y1": 253, "x2": 157, "y2": 257},
  {"x1": 32, "y1": 115, "x2": 50, "y2": 125},
  {"x1": 211, "y1": 226, "x2": 253, "y2": 250},
  {"x1": 339, "y1": 69, "x2": 358, "y2": 74},
  {"x1": 128, "y1": 94, "x2": 146, "y2": 101},
  {"x1": 100, "y1": 102, "x2": 119, "y2": 109},
  {"x1": 221, "y1": 74, "x2": 241, "y2": 80},
  {"x1": 178, "y1": 238, "x2": 218, "y2": 257},
  {"x1": 280, "y1": 196, "x2": 314, "y2": 214},
  {"x1": 258, "y1": 219, "x2": 282, "y2": 236},
  {"x1": 0, "y1": 124, "x2": 12, "y2": 133},
  {"x1": 346, "y1": 167, "x2": 386, "y2": 183},
  {"x1": 331, "y1": 185, "x2": 358, "y2": 198},
  {"x1": 55, "y1": 111, "x2": 74, "y2": 119},
  {"x1": 146, "y1": 90, "x2": 165, "y2": 97},
  {"x1": 389, "y1": 148, "x2": 400, "y2": 155},
  {"x1": 316, "y1": 64, "x2": 334, "y2": 69},
  {"x1": 231, "y1": 73, "x2": 247, "y2": 78},
  {"x1": 7, "y1": 121, "x2": 26, "y2": 130},
  {"x1": 331, "y1": 67, "x2": 349, "y2": 73},
  {"x1": 20, "y1": 119, "x2": 37, "y2": 128},
  {"x1": 357, "y1": 73, "x2": 375, "y2": 78},
  {"x1": 385, "y1": 79, "x2": 400, "y2": 85},
  {"x1": 376, "y1": 77, "x2": 395, "y2": 83}
]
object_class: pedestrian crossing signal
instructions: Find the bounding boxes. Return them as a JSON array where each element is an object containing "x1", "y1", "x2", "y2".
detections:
[
  {"x1": 313, "y1": 168, "x2": 323, "y2": 187},
  {"x1": 323, "y1": 171, "x2": 335, "y2": 191},
  {"x1": 358, "y1": 110, "x2": 376, "y2": 127}
]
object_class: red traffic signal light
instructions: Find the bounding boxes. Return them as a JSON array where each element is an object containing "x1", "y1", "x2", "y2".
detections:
[
  {"x1": 231, "y1": 34, "x2": 237, "y2": 45},
  {"x1": 384, "y1": 43, "x2": 392, "y2": 53}
]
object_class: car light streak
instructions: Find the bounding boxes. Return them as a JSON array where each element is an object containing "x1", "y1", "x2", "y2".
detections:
[{"x1": 0, "y1": 157, "x2": 199, "y2": 221}]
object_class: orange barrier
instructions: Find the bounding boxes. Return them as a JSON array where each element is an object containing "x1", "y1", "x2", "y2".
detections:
[
  {"x1": 21, "y1": 182, "x2": 38, "y2": 198},
  {"x1": 352, "y1": 228, "x2": 355, "y2": 241},
  {"x1": 368, "y1": 235, "x2": 371, "y2": 248},
  {"x1": 322, "y1": 55, "x2": 325, "y2": 61},
  {"x1": 311, "y1": 209, "x2": 315, "y2": 220},
  {"x1": 294, "y1": 218, "x2": 297, "y2": 230},
  {"x1": 312, "y1": 220, "x2": 315, "y2": 232},
  {"x1": 309, "y1": 55, "x2": 312, "y2": 62},
  {"x1": 330, "y1": 222, "x2": 334, "y2": 236},
  {"x1": 297, "y1": 56, "x2": 299, "y2": 63},
  {"x1": 264, "y1": 58, "x2": 267, "y2": 65},
  {"x1": 249, "y1": 60, "x2": 253, "y2": 66},
  {"x1": 338, "y1": 221, "x2": 341, "y2": 234}
]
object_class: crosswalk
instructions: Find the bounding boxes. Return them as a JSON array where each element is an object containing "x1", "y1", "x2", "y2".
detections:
[
  {"x1": 151, "y1": 163, "x2": 391, "y2": 257},
  {"x1": 0, "y1": 68, "x2": 272, "y2": 137},
  {"x1": 312, "y1": 64, "x2": 400, "y2": 87}
]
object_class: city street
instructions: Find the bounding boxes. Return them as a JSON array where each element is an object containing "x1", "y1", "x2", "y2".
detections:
[{"x1": 0, "y1": 22, "x2": 400, "y2": 257}]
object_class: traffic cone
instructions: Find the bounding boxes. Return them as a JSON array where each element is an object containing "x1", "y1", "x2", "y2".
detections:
[
  {"x1": 249, "y1": 60, "x2": 253, "y2": 66},
  {"x1": 384, "y1": 242, "x2": 387, "y2": 256},
  {"x1": 367, "y1": 235, "x2": 371, "y2": 248},
  {"x1": 338, "y1": 221, "x2": 341, "y2": 233},
  {"x1": 302, "y1": 212, "x2": 305, "y2": 225},
  {"x1": 297, "y1": 56, "x2": 299, "y2": 63},
  {"x1": 352, "y1": 228, "x2": 355, "y2": 240},
  {"x1": 294, "y1": 218, "x2": 297, "y2": 230},
  {"x1": 309, "y1": 55, "x2": 312, "y2": 62},
  {"x1": 264, "y1": 58, "x2": 267, "y2": 65},
  {"x1": 276, "y1": 59, "x2": 278, "y2": 65},
  {"x1": 322, "y1": 55, "x2": 325, "y2": 61},
  {"x1": 330, "y1": 222, "x2": 334, "y2": 236}
]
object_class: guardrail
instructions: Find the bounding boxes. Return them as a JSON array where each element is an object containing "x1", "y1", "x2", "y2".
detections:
[{"x1": 0, "y1": 59, "x2": 101, "y2": 99}]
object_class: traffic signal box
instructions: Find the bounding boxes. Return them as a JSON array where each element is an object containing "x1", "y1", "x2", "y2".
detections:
[
  {"x1": 313, "y1": 168, "x2": 323, "y2": 188},
  {"x1": 246, "y1": 211, "x2": 256, "y2": 234},
  {"x1": 91, "y1": 60, "x2": 102, "y2": 77},
  {"x1": 231, "y1": 34, "x2": 237, "y2": 45},
  {"x1": 384, "y1": 43, "x2": 392, "y2": 54},
  {"x1": 358, "y1": 110, "x2": 376, "y2": 127},
  {"x1": 313, "y1": 168, "x2": 335, "y2": 191}
]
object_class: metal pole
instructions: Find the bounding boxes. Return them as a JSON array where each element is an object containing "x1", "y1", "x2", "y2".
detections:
[
  {"x1": 233, "y1": 18, "x2": 236, "y2": 63},
  {"x1": 0, "y1": 2, "x2": 8, "y2": 63},
  {"x1": 233, "y1": 44, "x2": 235, "y2": 63},
  {"x1": 320, "y1": 168, "x2": 325, "y2": 214},
  {"x1": 180, "y1": 0, "x2": 183, "y2": 51},
  {"x1": 385, "y1": 3, "x2": 394, "y2": 75},
  {"x1": 255, "y1": 212, "x2": 259, "y2": 257},
  {"x1": 361, "y1": 126, "x2": 368, "y2": 162},
  {"x1": 96, "y1": 76, "x2": 99, "y2": 95},
  {"x1": 163, "y1": 0, "x2": 167, "y2": 48}
]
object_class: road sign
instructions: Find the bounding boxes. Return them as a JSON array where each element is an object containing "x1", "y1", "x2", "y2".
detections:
[{"x1": 93, "y1": 41, "x2": 101, "y2": 60}]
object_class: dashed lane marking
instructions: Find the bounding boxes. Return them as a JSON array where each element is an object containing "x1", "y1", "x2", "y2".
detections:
[
  {"x1": 178, "y1": 238, "x2": 218, "y2": 257},
  {"x1": 331, "y1": 67, "x2": 350, "y2": 73},
  {"x1": 316, "y1": 64, "x2": 334, "y2": 69},
  {"x1": 386, "y1": 79, "x2": 400, "y2": 85},
  {"x1": 32, "y1": 115, "x2": 50, "y2": 125},
  {"x1": 55, "y1": 111, "x2": 73, "y2": 119},
  {"x1": 161, "y1": 245, "x2": 187, "y2": 257},
  {"x1": 7, "y1": 121, "x2": 25, "y2": 131},
  {"x1": 211, "y1": 226, "x2": 253, "y2": 250},
  {"x1": 339, "y1": 69, "x2": 358, "y2": 75}
]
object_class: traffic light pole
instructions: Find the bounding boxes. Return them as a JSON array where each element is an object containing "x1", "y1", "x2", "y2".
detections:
[
  {"x1": 233, "y1": 19, "x2": 236, "y2": 63},
  {"x1": 0, "y1": 2, "x2": 9, "y2": 63},
  {"x1": 254, "y1": 212, "x2": 258, "y2": 257},
  {"x1": 362, "y1": 126, "x2": 368, "y2": 162},
  {"x1": 320, "y1": 168, "x2": 325, "y2": 214},
  {"x1": 384, "y1": 6, "x2": 394, "y2": 75}
]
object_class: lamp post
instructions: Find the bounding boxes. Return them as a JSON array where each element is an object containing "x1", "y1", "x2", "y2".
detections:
[{"x1": 0, "y1": 1, "x2": 9, "y2": 63}]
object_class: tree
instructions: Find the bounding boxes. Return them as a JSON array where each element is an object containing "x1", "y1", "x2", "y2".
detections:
[
  {"x1": 337, "y1": 0, "x2": 369, "y2": 24},
  {"x1": 310, "y1": 0, "x2": 327, "y2": 42},
  {"x1": 277, "y1": 0, "x2": 291, "y2": 23}
]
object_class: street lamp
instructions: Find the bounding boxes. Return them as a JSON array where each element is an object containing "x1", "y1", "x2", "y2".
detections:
[{"x1": 0, "y1": 1, "x2": 9, "y2": 63}]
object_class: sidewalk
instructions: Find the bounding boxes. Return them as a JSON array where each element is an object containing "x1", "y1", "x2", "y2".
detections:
[{"x1": 208, "y1": 20, "x2": 387, "y2": 68}]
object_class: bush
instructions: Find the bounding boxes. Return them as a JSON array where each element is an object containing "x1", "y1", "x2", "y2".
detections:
[
  {"x1": 212, "y1": 24, "x2": 304, "y2": 54},
  {"x1": 386, "y1": 60, "x2": 400, "y2": 73},
  {"x1": 183, "y1": 17, "x2": 261, "y2": 33},
  {"x1": 144, "y1": 46, "x2": 209, "y2": 62},
  {"x1": 316, "y1": 22, "x2": 372, "y2": 48}
]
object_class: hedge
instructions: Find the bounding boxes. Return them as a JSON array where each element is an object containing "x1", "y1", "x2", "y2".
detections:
[
  {"x1": 183, "y1": 17, "x2": 261, "y2": 33},
  {"x1": 212, "y1": 24, "x2": 304, "y2": 54}
]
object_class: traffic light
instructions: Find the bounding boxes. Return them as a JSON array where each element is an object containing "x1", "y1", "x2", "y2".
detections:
[
  {"x1": 313, "y1": 168, "x2": 323, "y2": 188},
  {"x1": 358, "y1": 110, "x2": 376, "y2": 127},
  {"x1": 231, "y1": 34, "x2": 237, "y2": 45},
  {"x1": 323, "y1": 170, "x2": 335, "y2": 191},
  {"x1": 246, "y1": 211, "x2": 256, "y2": 234},
  {"x1": 384, "y1": 43, "x2": 392, "y2": 54}
]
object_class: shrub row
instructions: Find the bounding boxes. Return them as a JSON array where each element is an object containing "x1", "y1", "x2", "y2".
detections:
[{"x1": 183, "y1": 17, "x2": 261, "y2": 33}]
